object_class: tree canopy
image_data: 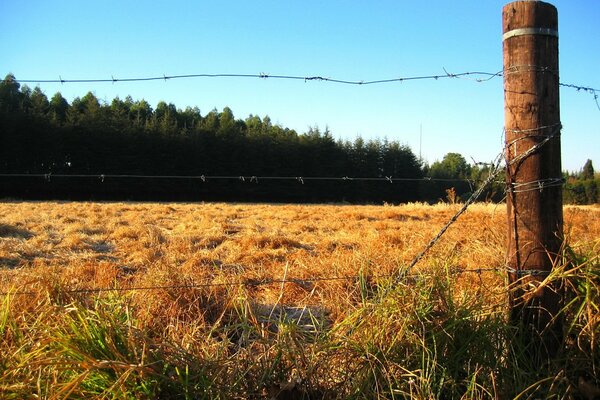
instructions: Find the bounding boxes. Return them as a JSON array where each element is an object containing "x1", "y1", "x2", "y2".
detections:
[{"x1": 1, "y1": 74, "x2": 427, "y2": 202}]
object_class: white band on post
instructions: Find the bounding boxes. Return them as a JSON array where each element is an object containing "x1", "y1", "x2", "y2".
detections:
[{"x1": 502, "y1": 27, "x2": 558, "y2": 41}]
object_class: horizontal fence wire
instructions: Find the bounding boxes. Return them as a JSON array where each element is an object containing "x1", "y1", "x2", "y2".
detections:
[
  {"x1": 1, "y1": 173, "x2": 578, "y2": 194},
  {"x1": 9, "y1": 69, "x2": 597, "y2": 91},
  {"x1": 0, "y1": 173, "x2": 487, "y2": 184},
  {"x1": 0, "y1": 171, "x2": 575, "y2": 195},
  {"x1": 0, "y1": 268, "x2": 503, "y2": 297},
  {"x1": 12, "y1": 70, "x2": 503, "y2": 85},
  {"x1": 9, "y1": 69, "x2": 598, "y2": 108},
  {"x1": 2, "y1": 173, "x2": 577, "y2": 197}
]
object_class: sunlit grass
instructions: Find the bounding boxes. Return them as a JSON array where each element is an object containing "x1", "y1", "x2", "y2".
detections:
[{"x1": 0, "y1": 201, "x2": 598, "y2": 398}]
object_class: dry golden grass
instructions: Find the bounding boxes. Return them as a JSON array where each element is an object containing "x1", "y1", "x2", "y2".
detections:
[
  {"x1": 1, "y1": 201, "x2": 597, "y2": 316},
  {"x1": 1, "y1": 201, "x2": 598, "y2": 398}
]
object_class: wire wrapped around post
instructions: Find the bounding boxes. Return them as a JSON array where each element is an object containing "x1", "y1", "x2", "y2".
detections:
[{"x1": 503, "y1": 0, "x2": 564, "y2": 363}]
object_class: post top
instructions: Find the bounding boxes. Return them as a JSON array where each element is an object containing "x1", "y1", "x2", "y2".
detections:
[{"x1": 503, "y1": 0, "x2": 557, "y2": 34}]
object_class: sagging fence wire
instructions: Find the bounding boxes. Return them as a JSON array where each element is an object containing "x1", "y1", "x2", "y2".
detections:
[
  {"x1": 11, "y1": 68, "x2": 598, "y2": 108},
  {"x1": 13, "y1": 70, "x2": 503, "y2": 85}
]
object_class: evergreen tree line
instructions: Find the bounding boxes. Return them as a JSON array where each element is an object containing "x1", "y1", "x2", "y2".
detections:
[
  {"x1": 1, "y1": 74, "x2": 594, "y2": 203},
  {"x1": 563, "y1": 159, "x2": 599, "y2": 204}
]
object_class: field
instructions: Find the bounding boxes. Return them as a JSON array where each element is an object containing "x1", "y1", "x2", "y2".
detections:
[{"x1": 1, "y1": 201, "x2": 598, "y2": 399}]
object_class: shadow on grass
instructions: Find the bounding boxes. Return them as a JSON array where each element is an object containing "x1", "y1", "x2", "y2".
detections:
[
  {"x1": 0, "y1": 257, "x2": 21, "y2": 269},
  {"x1": 0, "y1": 224, "x2": 33, "y2": 239}
]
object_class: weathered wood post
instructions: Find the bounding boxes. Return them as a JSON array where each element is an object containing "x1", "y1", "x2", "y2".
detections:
[{"x1": 502, "y1": 0, "x2": 563, "y2": 362}]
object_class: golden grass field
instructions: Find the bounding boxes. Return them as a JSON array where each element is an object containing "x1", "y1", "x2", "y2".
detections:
[
  {"x1": 0, "y1": 201, "x2": 598, "y2": 323},
  {"x1": 0, "y1": 201, "x2": 598, "y2": 398}
]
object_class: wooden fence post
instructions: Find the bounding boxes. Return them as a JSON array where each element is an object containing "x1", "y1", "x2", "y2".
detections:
[{"x1": 502, "y1": 0, "x2": 563, "y2": 362}]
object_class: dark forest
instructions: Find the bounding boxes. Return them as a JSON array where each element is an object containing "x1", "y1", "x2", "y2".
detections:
[{"x1": 4, "y1": 73, "x2": 594, "y2": 204}]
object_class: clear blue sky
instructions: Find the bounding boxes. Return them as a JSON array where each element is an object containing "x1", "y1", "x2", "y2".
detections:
[{"x1": 1, "y1": 0, "x2": 598, "y2": 172}]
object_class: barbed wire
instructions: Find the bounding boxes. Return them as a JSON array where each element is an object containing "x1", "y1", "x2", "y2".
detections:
[
  {"x1": 0, "y1": 172, "x2": 575, "y2": 196},
  {"x1": 559, "y1": 82, "x2": 600, "y2": 111},
  {"x1": 0, "y1": 173, "x2": 487, "y2": 185},
  {"x1": 4, "y1": 170, "x2": 578, "y2": 197},
  {"x1": 392, "y1": 122, "x2": 564, "y2": 283},
  {"x1": 10, "y1": 69, "x2": 597, "y2": 107},
  {"x1": 13, "y1": 70, "x2": 502, "y2": 86},
  {"x1": 1, "y1": 172, "x2": 574, "y2": 195},
  {"x1": 5, "y1": 172, "x2": 581, "y2": 197},
  {"x1": 507, "y1": 177, "x2": 565, "y2": 194},
  {"x1": 397, "y1": 152, "x2": 506, "y2": 280},
  {"x1": 10, "y1": 69, "x2": 597, "y2": 90}
]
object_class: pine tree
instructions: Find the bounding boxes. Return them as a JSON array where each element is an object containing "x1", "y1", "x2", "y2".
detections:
[{"x1": 581, "y1": 159, "x2": 594, "y2": 180}]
